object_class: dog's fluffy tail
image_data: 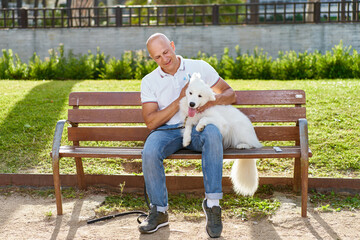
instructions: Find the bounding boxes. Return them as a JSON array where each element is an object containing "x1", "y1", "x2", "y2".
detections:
[{"x1": 230, "y1": 159, "x2": 259, "y2": 196}]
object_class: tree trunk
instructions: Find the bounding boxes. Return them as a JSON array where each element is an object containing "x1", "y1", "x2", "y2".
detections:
[
  {"x1": 71, "y1": 0, "x2": 94, "y2": 26},
  {"x1": 306, "y1": 0, "x2": 319, "y2": 23}
]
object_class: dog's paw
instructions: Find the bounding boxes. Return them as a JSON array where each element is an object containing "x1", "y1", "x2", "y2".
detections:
[
  {"x1": 183, "y1": 137, "x2": 191, "y2": 147},
  {"x1": 196, "y1": 123, "x2": 205, "y2": 132},
  {"x1": 236, "y1": 143, "x2": 251, "y2": 149}
]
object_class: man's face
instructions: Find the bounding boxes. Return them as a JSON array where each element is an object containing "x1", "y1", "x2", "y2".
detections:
[{"x1": 147, "y1": 37, "x2": 179, "y2": 75}]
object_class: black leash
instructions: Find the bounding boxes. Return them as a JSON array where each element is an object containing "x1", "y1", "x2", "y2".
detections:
[
  {"x1": 87, "y1": 124, "x2": 185, "y2": 225},
  {"x1": 87, "y1": 183, "x2": 150, "y2": 225}
]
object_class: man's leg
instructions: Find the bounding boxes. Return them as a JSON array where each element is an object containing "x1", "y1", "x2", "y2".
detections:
[
  {"x1": 186, "y1": 124, "x2": 224, "y2": 238},
  {"x1": 140, "y1": 125, "x2": 183, "y2": 234},
  {"x1": 186, "y1": 124, "x2": 223, "y2": 198},
  {"x1": 141, "y1": 125, "x2": 183, "y2": 211}
]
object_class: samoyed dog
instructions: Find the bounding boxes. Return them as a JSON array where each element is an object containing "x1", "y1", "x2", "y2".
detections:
[{"x1": 179, "y1": 73, "x2": 262, "y2": 196}]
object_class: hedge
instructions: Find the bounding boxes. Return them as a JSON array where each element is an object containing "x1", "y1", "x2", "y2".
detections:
[{"x1": 1, "y1": 41, "x2": 359, "y2": 80}]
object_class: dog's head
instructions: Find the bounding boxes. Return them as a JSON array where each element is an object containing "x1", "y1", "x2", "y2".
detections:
[{"x1": 185, "y1": 73, "x2": 215, "y2": 117}]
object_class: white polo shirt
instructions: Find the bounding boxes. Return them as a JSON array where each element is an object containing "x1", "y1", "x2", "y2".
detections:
[{"x1": 141, "y1": 55, "x2": 220, "y2": 125}]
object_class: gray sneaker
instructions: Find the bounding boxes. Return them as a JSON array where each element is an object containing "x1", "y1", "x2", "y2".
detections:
[
  {"x1": 202, "y1": 199, "x2": 223, "y2": 238},
  {"x1": 138, "y1": 206, "x2": 169, "y2": 234}
]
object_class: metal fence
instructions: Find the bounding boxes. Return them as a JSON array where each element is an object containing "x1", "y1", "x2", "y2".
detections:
[{"x1": 0, "y1": 2, "x2": 359, "y2": 29}]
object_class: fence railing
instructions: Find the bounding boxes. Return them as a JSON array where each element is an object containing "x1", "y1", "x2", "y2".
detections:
[{"x1": 0, "y1": 2, "x2": 359, "y2": 29}]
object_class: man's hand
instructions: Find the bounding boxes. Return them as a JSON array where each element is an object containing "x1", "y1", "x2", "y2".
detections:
[
  {"x1": 197, "y1": 97, "x2": 216, "y2": 113},
  {"x1": 178, "y1": 81, "x2": 189, "y2": 101},
  {"x1": 197, "y1": 78, "x2": 236, "y2": 113}
]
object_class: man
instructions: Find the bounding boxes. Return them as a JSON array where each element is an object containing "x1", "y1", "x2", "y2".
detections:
[{"x1": 139, "y1": 33, "x2": 236, "y2": 238}]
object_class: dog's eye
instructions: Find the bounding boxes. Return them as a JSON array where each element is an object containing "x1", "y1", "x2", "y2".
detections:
[
  {"x1": 189, "y1": 92, "x2": 192, "y2": 95},
  {"x1": 198, "y1": 95, "x2": 202, "y2": 98}
]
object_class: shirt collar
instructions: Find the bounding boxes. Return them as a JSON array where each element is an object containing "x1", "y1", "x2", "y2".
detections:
[{"x1": 158, "y1": 55, "x2": 185, "y2": 78}]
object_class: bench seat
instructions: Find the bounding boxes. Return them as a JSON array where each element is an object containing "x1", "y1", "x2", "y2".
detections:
[{"x1": 57, "y1": 146, "x2": 312, "y2": 159}]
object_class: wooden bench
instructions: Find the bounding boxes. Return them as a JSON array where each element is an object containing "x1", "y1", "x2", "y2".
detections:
[{"x1": 51, "y1": 90, "x2": 312, "y2": 217}]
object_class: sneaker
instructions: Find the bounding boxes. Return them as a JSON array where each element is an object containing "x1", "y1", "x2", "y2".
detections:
[
  {"x1": 138, "y1": 206, "x2": 169, "y2": 234},
  {"x1": 202, "y1": 199, "x2": 223, "y2": 238}
]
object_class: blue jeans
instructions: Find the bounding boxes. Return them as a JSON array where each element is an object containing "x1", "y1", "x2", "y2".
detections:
[{"x1": 142, "y1": 123, "x2": 223, "y2": 212}]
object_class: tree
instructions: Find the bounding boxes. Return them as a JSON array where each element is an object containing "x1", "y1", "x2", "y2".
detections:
[{"x1": 69, "y1": 0, "x2": 95, "y2": 26}]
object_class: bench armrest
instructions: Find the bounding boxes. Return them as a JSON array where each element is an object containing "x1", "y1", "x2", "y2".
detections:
[
  {"x1": 298, "y1": 118, "x2": 309, "y2": 160},
  {"x1": 51, "y1": 120, "x2": 67, "y2": 162}
]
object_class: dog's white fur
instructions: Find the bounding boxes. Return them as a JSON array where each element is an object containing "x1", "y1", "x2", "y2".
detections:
[{"x1": 179, "y1": 73, "x2": 262, "y2": 196}]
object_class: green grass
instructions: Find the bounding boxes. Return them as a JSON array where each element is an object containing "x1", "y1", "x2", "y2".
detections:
[
  {"x1": 0, "y1": 79, "x2": 359, "y2": 177},
  {"x1": 310, "y1": 190, "x2": 360, "y2": 212},
  {"x1": 93, "y1": 184, "x2": 281, "y2": 220}
]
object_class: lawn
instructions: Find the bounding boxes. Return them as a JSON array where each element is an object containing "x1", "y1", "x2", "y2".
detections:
[{"x1": 0, "y1": 79, "x2": 359, "y2": 178}]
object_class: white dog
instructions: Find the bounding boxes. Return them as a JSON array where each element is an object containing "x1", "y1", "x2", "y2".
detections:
[{"x1": 179, "y1": 73, "x2": 262, "y2": 196}]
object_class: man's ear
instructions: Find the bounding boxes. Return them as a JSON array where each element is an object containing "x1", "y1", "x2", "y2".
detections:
[{"x1": 170, "y1": 41, "x2": 175, "y2": 51}]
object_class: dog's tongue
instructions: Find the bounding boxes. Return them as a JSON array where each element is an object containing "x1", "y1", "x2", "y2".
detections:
[{"x1": 188, "y1": 108, "x2": 196, "y2": 117}]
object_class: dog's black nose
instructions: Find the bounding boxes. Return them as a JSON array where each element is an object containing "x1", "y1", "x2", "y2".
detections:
[{"x1": 189, "y1": 102, "x2": 195, "y2": 107}]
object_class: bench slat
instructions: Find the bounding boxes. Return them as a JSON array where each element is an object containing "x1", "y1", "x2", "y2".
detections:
[
  {"x1": 68, "y1": 107, "x2": 306, "y2": 123},
  {"x1": 235, "y1": 90, "x2": 306, "y2": 105},
  {"x1": 58, "y1": 146, "x2": 312, "y2": 159},
  {"x1": 69, "y1": 92, "x2": 142, "y2": 106},
  {"x1": 68, "y1": 90, "x2": 306, "y2": 106},
  {"x1": 68, "y1": 109, "x2": 144, "y2": 123},
  {"x1": 67, "y1": 126, "x2": 299, "y2": 142}
]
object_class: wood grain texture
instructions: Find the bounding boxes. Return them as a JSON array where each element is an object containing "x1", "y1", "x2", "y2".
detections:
[
  {"x1": 68, "y1": 90, "x2": 306, "y2": 106},
  {"x1": 67, "y1": 126, "x2": 299, "y2": 142},
  {"x1": 58, "y1": 146, "x2": 312, "y2": 159},
  {"x1": 67, "y1": 107, "x2": 306, "y2": 123}
]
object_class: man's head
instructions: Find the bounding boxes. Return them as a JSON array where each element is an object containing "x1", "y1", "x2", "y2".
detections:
[{"x1": 146, "y1": 33, "x2": 180, "y2": 75}]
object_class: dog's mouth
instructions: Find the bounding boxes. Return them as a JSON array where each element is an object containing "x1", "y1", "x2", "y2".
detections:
[{"x1": 188, "y1": 107, "x2": 197, "y2": 117}]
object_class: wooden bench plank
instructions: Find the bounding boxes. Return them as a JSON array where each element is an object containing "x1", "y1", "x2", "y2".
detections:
[
  {"x1": 68, "y1": 107, "x2": 306, "y2": 123},
  {"x1": 68, "y1": 109, "x2": 144, "y2": 123},
  {"x1": 67, "y1": 126, "x2": 299, "y2": 142},
  {"x1": 58, "y1": 146, "x2": 312, "y2": 159},
  {"x1": 69, "y1": 92, "x2": 142, "y2": 106},
  {"x1": 235, "y1": 90, "x2": 306, "y2": 105},
  {"x1": 68, "y1": 90, "x2": 306, "y2": 106}
]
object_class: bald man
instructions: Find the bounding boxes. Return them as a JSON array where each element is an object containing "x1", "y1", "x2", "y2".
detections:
[{"x1": 139, "y1": 33, "x2": 235, "y2": 238}]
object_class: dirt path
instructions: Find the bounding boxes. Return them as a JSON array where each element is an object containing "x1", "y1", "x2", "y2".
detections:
[{"x1": 0, "y1": 192, "x2": 359, "y2": 240}]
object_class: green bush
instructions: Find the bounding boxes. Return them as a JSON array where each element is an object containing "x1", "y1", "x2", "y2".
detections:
[
  {"x1": 273, "y1": 50, "x2": 316, "y2": 80},
  {"x1": 315, "y1": 42, "x2": 354, "y2": 79},
  {"x1": 101, "y1": 52, "x2": 134, "y2": 79},
  {"x1": 0, "y1": 49, "x2": 27, "y2": 79},
  {"x1": 1, "y1": 41, "x2": 360, "y2": 80},
  {"x1": 133, "y1": 50, "x2": 158, "y2": 79},
  {"x1": 28, "y1": 50, "x2": 58, "y2": 80},
  {"x1": 91, "y1": 47, "x2": 109, "y2": 79}
]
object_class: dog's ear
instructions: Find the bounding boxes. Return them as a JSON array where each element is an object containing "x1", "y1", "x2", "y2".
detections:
[{"x1": 190, "y1": 72, "x2": 201, "y2": 81}]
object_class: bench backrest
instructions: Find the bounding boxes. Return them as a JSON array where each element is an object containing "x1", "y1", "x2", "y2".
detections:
[{"x1": 67, "y1": 90, "x2": 306, "y2": 144}]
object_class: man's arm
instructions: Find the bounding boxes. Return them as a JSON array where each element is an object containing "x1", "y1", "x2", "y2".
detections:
[
  {"x1": 197, "y1": 77, "x2": 236, "y2": 112},
  {"x1": 142, "y1": 82, "x2": 189, "y2": 130}
]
